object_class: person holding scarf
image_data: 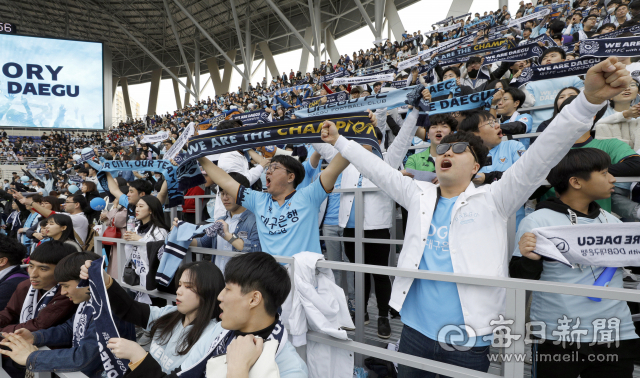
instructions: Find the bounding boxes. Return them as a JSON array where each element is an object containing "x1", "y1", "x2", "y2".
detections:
[
  {"x1": 492, "y1": 87, "x2": 533, "y2": 147},
  {"x1": 0, "y1": 252, "x2": 136, "y2": 378},
  {"x1": 123, "y1": 195, "x2": 169, "y2": 304},
  {"x1": 511, "y1": 148, "x2": 639, "y2": 378},
  {"x1": 319, "y1": 57, "x2": 632, "y2": 377},
  {"x1": 103, "y1": 253, "x2": 308, "y2": 378}
]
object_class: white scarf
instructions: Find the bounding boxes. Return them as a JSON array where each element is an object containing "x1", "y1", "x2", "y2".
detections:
[
  {"x1": 531, "y1": 222, "x2": 640, "y2": 268},
  {"x1": 72, "y1": 301, "x2": 88, "y2": 346},
  {"x1": 578, "y1": 28, "x2": 588, "y2": 42},
  {"x1": 20, "y1": 285, "x2": 59, "y2": 323}
]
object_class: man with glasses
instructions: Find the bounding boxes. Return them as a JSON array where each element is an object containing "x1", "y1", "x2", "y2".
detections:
[
  {"x1": 319, "y1": 57, "x2": 631, "y2": 377},
  {"x1": 198, "y1": 147, "x2": 349, "y2": 257}
]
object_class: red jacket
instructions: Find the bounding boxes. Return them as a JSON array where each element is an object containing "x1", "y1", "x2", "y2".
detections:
[
  {"x1": 182, "y1": 186, "x2": 205, "y2": 214},
  {"x1": 0, "y1": 280, "x2": 76, "y2": 333}
]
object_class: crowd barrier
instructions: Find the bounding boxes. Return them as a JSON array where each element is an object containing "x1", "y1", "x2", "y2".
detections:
[{"x1": 1, "y1": 128, "x2": 637, "y2": 377}]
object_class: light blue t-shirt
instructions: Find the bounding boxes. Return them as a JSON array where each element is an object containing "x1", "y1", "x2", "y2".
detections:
[
  {"x1": 324, "y1": 174, "x2": 342, "y2": 226},
  {"x1": 237, "y1": 178, "x2": 329, "y2": 256},
  {"x1": 525, "y1": 76, "x2": 584, "y2": 131},
  {"x1": 400, "y1": 196, "x2": 490, "y2": 347},
  {"x1": 479, "y1": 140, "x2": 527, "y2": 228}
]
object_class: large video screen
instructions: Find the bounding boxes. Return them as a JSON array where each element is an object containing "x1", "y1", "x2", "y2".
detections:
[{"x1": 0, "y1": 34, "x2": 104, "y2": 129}]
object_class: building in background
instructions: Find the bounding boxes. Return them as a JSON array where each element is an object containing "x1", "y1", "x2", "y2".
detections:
[{"x1": 112, "y1": 89, "x2": 141, "y2": 126}]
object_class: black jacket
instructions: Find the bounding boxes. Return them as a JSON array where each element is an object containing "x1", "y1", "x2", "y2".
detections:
[{"x1": 0, "y1": 266, "x2": 29, "y2": 311}]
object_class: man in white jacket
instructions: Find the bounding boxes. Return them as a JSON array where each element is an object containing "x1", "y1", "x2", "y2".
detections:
[{"x1": 319, "y1": 57, "x2": 631, "y2": 377}]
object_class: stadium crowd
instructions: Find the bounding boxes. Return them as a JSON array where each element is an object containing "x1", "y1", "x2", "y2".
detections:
[{"x1": 0, "y1": 0, "x2": 640, "y2": 377}]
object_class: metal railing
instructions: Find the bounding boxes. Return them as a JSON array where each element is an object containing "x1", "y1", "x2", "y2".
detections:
[
  {"x1": 97, "y1": 180, "x2": 640, "y2": 378},
  {"x1": 94, "y1": 221, "x2": 640, "y2": 378}
]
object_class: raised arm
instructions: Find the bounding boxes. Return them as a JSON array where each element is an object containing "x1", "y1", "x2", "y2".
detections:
[
  {"x1": 104, "y1": 172, "x2": 125, "y2": 199},
  {"x1": 198, "y1": 157, "x2": 241, "y2": 199},
  {"x1": 156, "y1": 179, "x2": 168, "y2": 204},
  {"x1": 490, "y1": 57, "x2": 631, "y2": 218},
  {"x1": 320, "y1": 121, "x2": 418, "y2": 208}
]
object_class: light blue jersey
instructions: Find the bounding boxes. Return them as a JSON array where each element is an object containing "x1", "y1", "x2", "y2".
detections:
[
  {"x1": 237, "y1": 178, "x2": 330, "y2": 256},
  {"x1": 515, "y1": 208, "x2": 638, "y2": 343},
  {"x1": 401, "y1": 196, "x2": 491, "y2": 347},
  {"x1": 525, "y1": 76, "x2": 584, "y2": 131},
  {"x1": 324, "y1": 174, "x2": 342, "y2": 226}
]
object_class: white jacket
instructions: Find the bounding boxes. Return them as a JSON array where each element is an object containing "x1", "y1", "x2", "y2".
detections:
[
  {"x1": 313, "y1": 109, "x2": 419, "y2": 230},
  {"x1": 284, "y1": 252, "x2": 353, "y2": 378},
  {"x1": 332, "y1": 92, "x2": 603, "y2": 336},
  {"x1": 594, "y1": 111, "x2": 640, "y2": 150}
]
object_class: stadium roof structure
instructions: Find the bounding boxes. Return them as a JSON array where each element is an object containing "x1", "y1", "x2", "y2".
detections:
[{"x1": 0, "y1": 0, "x2": 419, "y2": 91}]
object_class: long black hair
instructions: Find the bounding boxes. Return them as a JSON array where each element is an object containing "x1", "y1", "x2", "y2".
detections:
[
  {"x1": 137, "y1": 195, "x2": 169, "y2": 231},
  {"x1": 149, "y1": 261, "x2": 225, "y2": 355}
]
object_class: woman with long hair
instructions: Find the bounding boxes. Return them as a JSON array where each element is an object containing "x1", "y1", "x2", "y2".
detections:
[
  {"x1": 123, "y1": 195, "x2": 169, "y2": 303},
  {"x1": 595, "y1": 78, "x2": 640, "y2": 149},
  {"x1": 533, "y1": 87, "x2": 581, "y2": 142},
  {"x1": 81, "y1": 260, "x2": 225, "y2": 375},
  {"x1": 42, "y1": 214, "x2": 82, "y2": 251}
]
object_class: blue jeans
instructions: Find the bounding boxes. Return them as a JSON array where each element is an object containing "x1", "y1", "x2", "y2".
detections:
[
  {"x1": 397, "y1": 325, "x2": 491, "y2": 378},
  {"x1": 322, "y1": 224, "x2": 354, "y2": 301}
]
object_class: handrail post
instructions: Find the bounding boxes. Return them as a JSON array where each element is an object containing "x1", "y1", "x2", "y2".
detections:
[
  {"x1": 195, "y1": 197, "x2": 202, "y2": 224},
  {"x1": 502, "y1": 288, "x2": 526, "y2": 378},
  {"x1": 354, "y1": 189, "x2": 365, "y2": 367}
]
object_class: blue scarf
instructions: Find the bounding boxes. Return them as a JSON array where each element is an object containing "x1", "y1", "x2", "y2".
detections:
[
  {"x1": 21, "y1": 212, "x2": 39, "y2": 248},
  {"x1": 438, "y1": 38, "x2": 515, "y2": 61},
  {"x1": 318, "y1": 70, "x2": 351, "y2": 83},
  {"x1": 179, "y1": 318, "x2": 287, "y2": 378},
  {"x1": 78, "y1": 257, "x2": 129, "y2": 378},
  {"x1": 231, "y1": 109, "x2": 271, "y2": 126},
  {"x1": 511, "y1": 57, "x2": 604, "y2": 87},
  {"x1": 299, "y1": 91, "x2": 350, "y2": 108},
  {"x1": 295, "y1": 85, "x2": 419, "y2": 118},
  {"x1": 419, "y1": 89, "x2": 497, "y2": 115},
  {"x1": 86, "y1": 159, "x2": 198, "y2": 208},
  {"x1": 578, "y1": 36, "x2": 640, "y2": 58}
]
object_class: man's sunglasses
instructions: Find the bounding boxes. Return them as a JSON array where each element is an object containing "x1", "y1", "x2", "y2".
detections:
[{"x1": 436, "y1": 142, "x2": 478, "y2": 163}]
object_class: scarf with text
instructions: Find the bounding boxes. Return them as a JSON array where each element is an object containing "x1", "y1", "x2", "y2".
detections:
[
  {"x1": 419, "y1": 88, "x2": 497, "y2": 115},
  {"x1": 78, "y1": 257, "x2": 129, "y2": 378},
  {"x1": 269, "y1": 84, "x2": 312, "y2": 98},
  {"x1": 86, "y1": 159, "x2": 193, "y2": 208},
  {"x1": 19, "y1": 285, "x2": 59, "y2": 323},
  {"x1": 165, "y1": 124, "x2": 195, "y2": 161},
  {"x1": 299, "y1": 91, "x2": 350, "y2": 108},
  {"x1": 578, "y1": 36, "x2": 640, "y2": 58},
  {"x1": 509, "y1": 8, "x2": 551, "y2": 27},
  {"x1": 531, "y1": 223, "x2": 640, "y2": 268},
  {"x1": 140, "y1": 131, "x2": 169, "y2": 144},
  {"x1": 295, "y1": 85, "x2": 417, "y2": 117},
  {"x1": 318, "y1": 70, "x2": 352, "y2": 83},
  {"x1": 477, "y1": 42, "x2": 547, "y2": 80},
  {"x1": 511, "y1": 57, "x2": 604, "y2": 87},
  {"x1": 438, "y1": 38, "x2": 515, "y2": 61},
  {"x1": 333, "y1": 73, "x2": 395, "y2": 86},
  {"x1": 231, "y1": 109, "x2": 271, "y2": 125},
  {"x1": 72, "y1": 301, "x2": 89, "y2": 347},
  {"x1": 177, "y1": 114, "x2": 381, "y2": 178}
]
